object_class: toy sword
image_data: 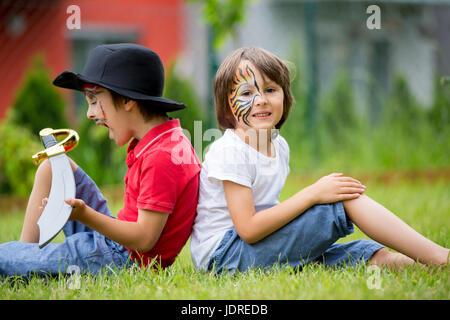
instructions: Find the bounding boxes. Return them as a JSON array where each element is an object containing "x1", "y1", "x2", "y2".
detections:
[{"x1": 32, "y1": 128, "x2": 79, "y2": 248}]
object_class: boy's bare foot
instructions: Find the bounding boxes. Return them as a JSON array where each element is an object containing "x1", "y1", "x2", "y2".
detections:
[{"x1": 368, "y1": 248, "x2": 415, "y2": 271}]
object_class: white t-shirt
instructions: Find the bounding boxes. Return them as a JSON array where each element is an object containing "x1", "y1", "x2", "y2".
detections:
[{"x1": 190, "y1": 129, "x2": 290, "y2": 270}]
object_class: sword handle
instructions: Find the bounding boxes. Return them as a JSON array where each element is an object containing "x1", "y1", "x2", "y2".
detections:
[
  {"x1": 42, "y1": 133, "x2": 58, "y2": 149},
  {"x1": 32, "y1": 128, "x2": 79, "y2": 165}
]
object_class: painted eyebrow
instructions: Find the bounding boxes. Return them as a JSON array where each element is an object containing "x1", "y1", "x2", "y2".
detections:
[{"x1": 84, "y1": 90, "x2": 105, "y2": 99}]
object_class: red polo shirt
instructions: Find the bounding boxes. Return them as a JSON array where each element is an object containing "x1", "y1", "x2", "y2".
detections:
[{"x1": 117, "y1": 118, "x2": 200, "y2": 268}]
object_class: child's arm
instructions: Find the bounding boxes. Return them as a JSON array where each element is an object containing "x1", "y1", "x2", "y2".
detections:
[
  {"x1": 65, "y1": 198, "x2": 168, "y2": 252},
  {"x1": 223, "y1": 173, "x2": 366, "y2": 244}
]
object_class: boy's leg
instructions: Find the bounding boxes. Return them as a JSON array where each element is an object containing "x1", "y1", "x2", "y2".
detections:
[
  {"x1": 0, "y1": 230, "x2": 131, "y2": 278},
  {"x1": 1, "y1": 160, "x2": 130, "y2": 277},
  {"x1": 343, "y1": 195, "x2": 449, "y2": 265},
  {"x1": 19, "y1": 159, "x2": 79, "y2": 243},
  {"x1": 62, "y1": 164, "x2": 114, "y2": 236},
  {"x1": 317, "y1": 241, "x2": 416, "y2": 271},
  {"x1": 208, "y1": 202, "x2": 359, "y2": 273}
]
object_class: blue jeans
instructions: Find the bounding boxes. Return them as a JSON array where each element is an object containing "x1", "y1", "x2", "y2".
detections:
[
  {"x1": 207, "y1": 202, "x2": 384, "y2": 274},
  {"x1": 0, "y1": 167, "x2": 132, "y2": 278}
]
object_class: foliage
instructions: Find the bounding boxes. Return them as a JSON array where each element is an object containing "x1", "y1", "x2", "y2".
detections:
[
  {"x1": 0, "y1": 55, "x2": 72, "y2": 196},
  {"x1": 0, "y1": 56, "x2": 71, "y2": 196},
  {"x1": 163, "y1": 63, "x2": 206, "y2": 138},
  {"x1": 429, "y1": 76, "x2": 450, "y2": 146},
  {"x1": 318, "y1": 72, "x2": 363, "y2": 147},
  {"x1": 187, "y1": 0, "x2": 249, "y2": 49},
  {"x1": 370, "y1": 74, "x2": 440, "y2": 170},
  {"x1": 0, "y1": 109, "x2": 42, "y2": 196},
  {"x1": 282, "y1": 47, "x2": 449, "y2": 173},
  {"x1": 278, "y1": 45, "x2": 310, "y2": 172},
  {"x1": 10, "y1": 55, "x2": 68, "y2": 136}
]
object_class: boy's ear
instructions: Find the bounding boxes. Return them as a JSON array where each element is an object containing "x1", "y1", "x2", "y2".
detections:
[{"x1": 123, "y1": 98, "x2": 137, "y2": 112}]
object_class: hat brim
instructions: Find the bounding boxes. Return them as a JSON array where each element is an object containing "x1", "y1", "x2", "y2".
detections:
[{"x1": 53, "y1": 71, "x2": 186, "y2": 112}]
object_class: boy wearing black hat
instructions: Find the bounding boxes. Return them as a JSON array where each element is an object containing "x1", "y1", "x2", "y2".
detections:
[{"x1": 0, "y1": 44, "x2": 201, "y2": 276}]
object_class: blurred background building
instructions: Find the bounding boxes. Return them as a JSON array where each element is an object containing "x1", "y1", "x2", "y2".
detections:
[
  {"x1": 1, "y1": 0, "x2": 449, "y2": 122},
  {"x1": 216, "y1": 0, "x2": 450, "y2": 121},
  {"x1": 0, "y1": 0, "x2": 185, "y2": 120}
]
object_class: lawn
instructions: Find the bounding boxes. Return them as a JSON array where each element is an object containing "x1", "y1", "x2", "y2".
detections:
[{"x1": 0, "y1": 172, "x2": 449, "y2": 300}]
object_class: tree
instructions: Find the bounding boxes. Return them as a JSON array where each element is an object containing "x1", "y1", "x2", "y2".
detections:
[
  {"x1": 188, "y1": 0, "x2": 248, "y2": 49},
  {"x1": 11, "y1": 55, "x2": 69, "y2": 136}
]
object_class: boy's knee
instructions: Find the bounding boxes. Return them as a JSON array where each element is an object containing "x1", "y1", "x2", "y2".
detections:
[
  {"x1": 37, "y1": 157, "x2": 78, "y2": 176},
  {"x1": 36, "y1": 159, "x2": 52, "y2": 177}
]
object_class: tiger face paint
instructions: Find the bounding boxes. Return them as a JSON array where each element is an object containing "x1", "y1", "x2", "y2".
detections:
[{"x1": 228, "y1": 62, "x2": 262, "y2": 127}]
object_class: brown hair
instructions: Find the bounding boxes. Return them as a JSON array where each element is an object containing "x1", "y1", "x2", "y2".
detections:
[
  {"x1": 214, "y1": 47, "x2": 294, "y2": 131},
  {"x1": 109, "y1": 90, "x2": 167, "y2": 121}
]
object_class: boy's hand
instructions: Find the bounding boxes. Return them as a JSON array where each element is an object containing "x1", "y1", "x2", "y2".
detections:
[
  {"x1": 65, "y1": 198, "x2": 87, "y2": 221},
  {"x1": 38, "y1": 197, "x2": 48, "y2": 216},
  {"x1": 308, "y1": 173, "x2": 366, "y2": 204},
  {"x1": 38, "y1": 197, "x2": 86, "y2": 221}
]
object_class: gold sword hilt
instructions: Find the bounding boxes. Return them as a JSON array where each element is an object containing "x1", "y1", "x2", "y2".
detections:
[{"x1": 32, "y1": 128, "x2": 79, "y2": 165}]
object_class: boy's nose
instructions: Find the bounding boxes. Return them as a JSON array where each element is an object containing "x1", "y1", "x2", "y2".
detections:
[
  {"x1": 254, "y1": 93, "x2": 268, "y2": 106},
  {"x1": 86, "y1": 106, "x2": 96, "y2": 119}
]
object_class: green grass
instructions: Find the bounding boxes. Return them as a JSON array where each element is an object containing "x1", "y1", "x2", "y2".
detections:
[{"x1": 0, "y1": 174, "x2": 449, "y2": 300}]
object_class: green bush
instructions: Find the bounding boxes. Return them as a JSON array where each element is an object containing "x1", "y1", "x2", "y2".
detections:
[
  {"x1": 0, "y1": 55, "x2": 70, "y2": 197},
  {"x1": 279, "y1": 46, "x2": 312, "y2": 172},
  {"x1": 11, "y1": 55, "x2": 69, "y2": 136},
  {"x1": 316, "y1": 71, "x2": 368, "y2": 170},
  {"x1": 428, "y1": 77, "x2": 450, "y2": 166},
  {"x1": 319, "y1": 72, "x2": 363, "y2": 144},
  {"x1": 163, "y1": 62, "x2": 206, "y2": 135},
  {"x1": 281, "y1": 50, "x2": 449, "y2": 173},
  {"x1": 0, "y1": 109, "x2": 42, "y2": 197},
  {"x1": 372, "y1": 74, "x2": 432, "y2": 169}
]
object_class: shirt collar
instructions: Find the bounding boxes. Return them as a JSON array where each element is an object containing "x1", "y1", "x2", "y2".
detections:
[{"x1": 126, "y1": 118, "x2": 181, "y2": 167}]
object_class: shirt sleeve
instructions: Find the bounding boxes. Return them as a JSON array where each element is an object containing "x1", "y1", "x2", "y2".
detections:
[
  {"x1": 205, "y1": 143, "x2": 255, "y2": 188},
  {"x1": 137, "y1": 150, "x2": 181, "y2": 213}
]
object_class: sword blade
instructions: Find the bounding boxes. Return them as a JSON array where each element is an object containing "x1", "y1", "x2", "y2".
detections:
[{"x1": 37, "y1": 153, "x2": 75, "y2": 248}]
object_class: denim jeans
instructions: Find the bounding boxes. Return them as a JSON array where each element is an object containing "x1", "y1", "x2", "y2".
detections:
[
  {"x1": 0, "y1": 167, "x2": 132, "y2": 278},
  {"x1": 208, "y1": 202, "x2": 384, "y2": 274}
]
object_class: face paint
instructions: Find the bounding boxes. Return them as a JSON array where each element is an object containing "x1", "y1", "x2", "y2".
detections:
[
  {"x1": 229, "y1": 63, "x2": 262, "y2": 126},
  {"x1": 98, "y1": 100, "x2": 107, "y2": 121},
  {"x1": 84, "y1": 86, "x2": 107, "y2": 120},
  {"x1": 84, "y1": 87, "x2": 99, "y2": 107}
]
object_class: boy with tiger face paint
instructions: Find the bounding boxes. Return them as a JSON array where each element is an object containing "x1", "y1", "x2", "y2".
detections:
[
  {"x1": 227, "y1": 60, "x2": 284, "y2": 156},
  {"x1": 190, "y1": 46, "x2": 449, "y2": 274},
  {"x1": 215, "y1": 47, "x2": 293, "y2": 134},
  {"x1": 228, "y1": 61, "x2": 284, "y2": 130}
]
